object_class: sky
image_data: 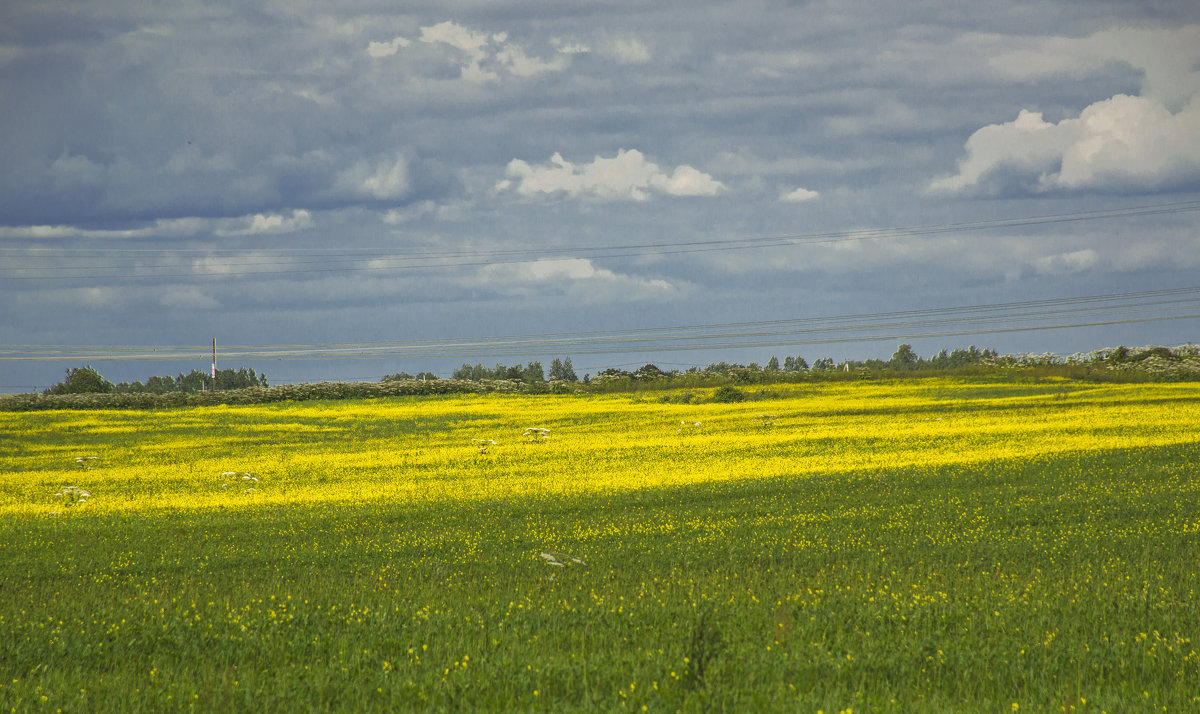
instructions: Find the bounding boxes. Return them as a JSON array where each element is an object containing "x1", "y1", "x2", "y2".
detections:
[{"x1": 2, "y1": 0, "x2": 1200, "y2": 390}]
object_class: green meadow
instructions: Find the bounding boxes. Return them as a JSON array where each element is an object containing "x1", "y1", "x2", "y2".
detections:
[{"x1": 2, "y1": 378, "x2": 1199, "y2": 712}]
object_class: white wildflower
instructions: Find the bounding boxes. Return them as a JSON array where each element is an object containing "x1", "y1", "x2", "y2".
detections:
[
  {"x1": 55, "y1": 485, "x2": 91, "y2": 505},
  {"x1": 539, "y1": 551, "x2": 585, "y2": 569}
]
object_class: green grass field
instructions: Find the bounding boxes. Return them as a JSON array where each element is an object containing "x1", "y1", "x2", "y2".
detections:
[{"x1": 2, "y1": 378, "x2": 1199, "y2": 712}]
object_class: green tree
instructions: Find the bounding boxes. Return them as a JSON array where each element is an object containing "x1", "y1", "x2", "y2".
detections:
[
  {"x1": 214, "y1": 367, "x2": 267, "y2": 390},
  {"x1": 522, "y1": 361, "x2": 545, "y2": 383},
  {"x1": 44, "y1": 366, "x2": 114, "y2": 395},
  {"x1": 549, "y1": 358, "x2": 579, "y2": 382},
  {"x1": 145, "y1": 375, "x2": 176, "y2": 393},
  {"x1": 786, "y1": 356, "x2": 809, "y2": 371},
  {"x1": 890, "y1": 344, "x2": 919, "y2": 368},
  {"x1": 176, "y1": 370, "x2": 210, "y2": 393}
]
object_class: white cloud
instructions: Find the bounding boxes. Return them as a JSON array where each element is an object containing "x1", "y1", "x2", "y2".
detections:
[
  {"x1": 780, "y1": 186, "x2": 820, "y2": 202},
  {"x1": 930, "y1": 95, "x2": 1200, "y2": 195},
  {"x1": 606, "y1": 37, "x2": 651, "y2": 64},
  {"x1": 498, "y1": 149, "x2": 724, "y2": 201},
  {"x1": 50, "y1": 152, "x2": 105, "y2": 187},
  {"x1": 495, "y1": 43, "x2": 569, "y2": 77},
  {"x1": 415, "y1": 20, "x2": 568, "y2": 83},
  {"x1": 420, "y1": 21, "x2": 491, "y2": 58},
  {"x1": 380, "y1": 200, "x2": 466, "y2": 224},
  {"x1": 933, "y1": 24, "x2": 1200, "y2": 196},
  {"x1": 1031, "y1": 248, "x2": 1098, "y2": 276},
  {"x1": 219, "y1": 209, "x2": 313, "y2": 236},
  {"x1": 2, "y1": 211, "x2": 312, "y2": 241},
  {"x1": 359, "y1": 158, "x2": 410, "y2": 199},
  {"x1": 0, "y1": 217, "x2": 212, "y2": 240},
  {"x1": 552, "y1": 39, "x2": 590, "y2": 55},
  {"x1": 366, "y1": 36, "x2": 411, "y2": 59},
  {"x1": 336, "y1": 156, "x2": 411, "y2": 200},
  {"x1": 476, "y1": 258, "x2": 679, "y2": 302},
  {"x1": 988, "y1": 26, "x2": 1200, "y2": 111}
]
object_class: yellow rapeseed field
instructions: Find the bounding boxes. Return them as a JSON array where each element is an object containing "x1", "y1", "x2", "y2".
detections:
[{"x1": 4, "y1": 379, "x2": 1197, "y2": 516}]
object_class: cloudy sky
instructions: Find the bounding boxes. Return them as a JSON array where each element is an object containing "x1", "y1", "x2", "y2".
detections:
[{"x1": 2, "y1": 0, "x2": 1200, "y2": 389}]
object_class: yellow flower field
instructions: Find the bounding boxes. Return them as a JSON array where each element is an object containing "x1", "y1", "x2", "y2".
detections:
[{"x1": 4, "y1": 379, "x2": 1197, "y2": 516}]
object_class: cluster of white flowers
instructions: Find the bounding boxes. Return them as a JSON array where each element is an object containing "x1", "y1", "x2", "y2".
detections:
[
  {"x1": 55, "y1": 485, "x2": 91, "y2": 505},
  {"x1": 539, "y1": 552, "x2": 586, "y2": 571},
  {"x1": 522, "y1": 427, "x2": 551, "y2": 443},
  {"x1": 221, "y1": 471, "x2": 259, "y2": 493}
]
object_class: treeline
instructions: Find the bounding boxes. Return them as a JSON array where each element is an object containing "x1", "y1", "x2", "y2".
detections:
[
  {"x1": 445, "y1": 358, "x2": 579, "y2": 383},
  {"x1": 116, "y1": 367, "x2": 268, "y2": 394},
  {"x1": 586, "y1": 345, "x2": 998, "y2": 387},
  {"x1": 43, "y1": 366, "x2": 268, "y2": 396},
  {"x1": 11, "y1": 344, "x2": 1198, "y2": 411}
]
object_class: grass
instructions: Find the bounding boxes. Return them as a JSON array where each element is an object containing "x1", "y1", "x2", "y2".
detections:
[{"x1": 1, "y1": 378, "x2": 1199, "y2": 712}]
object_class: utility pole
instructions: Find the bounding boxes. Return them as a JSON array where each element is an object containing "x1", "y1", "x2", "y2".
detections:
[{"x1": 211, "y1": 338, "x2": 217, "y2": 392}]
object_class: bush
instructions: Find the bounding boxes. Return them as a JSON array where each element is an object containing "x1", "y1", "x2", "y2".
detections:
[
  {"x1": 658, "y1": 391, "x2": 700, "y2": 404},
  {"x1": 1, "y1": 378, "x2": 535, "y2": 412},
  {"x1": 711, "y1": 385, "x2": 745, "y2": 403}
]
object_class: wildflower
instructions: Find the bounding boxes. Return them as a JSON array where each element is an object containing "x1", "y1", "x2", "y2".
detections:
[{"x1": 55, "y1": 485, "x2": 91, "y2": 505}]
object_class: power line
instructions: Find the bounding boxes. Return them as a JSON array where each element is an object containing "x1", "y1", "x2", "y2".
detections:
[
  {"x1": 3, "y1": 199, "x2": 1199, "y2": 281},
  {"x1": 3, "y1": 286, "x2": 1196, "y2": 362}
]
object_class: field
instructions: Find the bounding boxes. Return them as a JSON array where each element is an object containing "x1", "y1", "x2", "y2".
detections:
[{"x1": 2, "y1": 377, "x2": 1199, "y2": 712}]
